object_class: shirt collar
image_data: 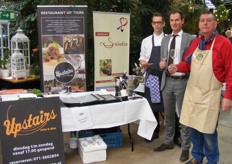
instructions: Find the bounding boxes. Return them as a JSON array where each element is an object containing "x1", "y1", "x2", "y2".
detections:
[
  {"x1": 153, "y1": 32, "x2": 164, "y2": 38},
  {"x1": 172, "y1": 30, "x2": 183, "y2": 37}
]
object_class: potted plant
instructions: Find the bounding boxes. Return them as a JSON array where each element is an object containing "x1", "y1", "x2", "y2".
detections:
[{"x1": 0, "y1": 48, "x2": 11, "y2": 78}]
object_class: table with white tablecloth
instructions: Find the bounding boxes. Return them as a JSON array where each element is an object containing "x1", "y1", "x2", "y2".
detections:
[
  {"x1": 1, "y1": 91, "x2": 157, "y2": 151},
  {"x1": 60, "y1": 93, "x2": 157, "y2": 141}
]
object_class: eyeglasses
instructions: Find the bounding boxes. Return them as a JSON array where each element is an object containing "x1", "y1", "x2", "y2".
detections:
[{"x1": 152, "y1": 21, "x2": 163, "y2": 25}]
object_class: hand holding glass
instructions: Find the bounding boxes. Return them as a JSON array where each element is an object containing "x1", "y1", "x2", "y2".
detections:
[
  {"x1": 170, "y1": 49, "x2": 176, "y2": 60},
  {"x1": 168, "y1": 64, "x2": 177, "y2": 74},
  {"x1": 159, "y1": 60, "x2": 166, "y2": 70}
]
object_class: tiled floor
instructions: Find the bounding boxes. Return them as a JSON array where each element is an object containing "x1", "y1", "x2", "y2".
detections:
[
  {"x1": 1, "y1": 110, "x2": 232, "y2": 164},
  {"x1": 64, "y1": 110, "x2": 232, "y2": 164}
]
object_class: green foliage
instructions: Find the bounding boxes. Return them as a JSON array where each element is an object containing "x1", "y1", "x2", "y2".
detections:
[
  {"x1": 31, "y1": 88, "x2": 43, "y2": 96},
  {"x1": 214, "y1": 4, "x2": 230, "y2": 22},
  {"x1": 169, "y1": 0, "x2": 204, "y2": 35},
  {"x1": 7, "y1": 0, "x2": 39, "y2": 49},
  {"x1": 214, "y1": 4, "x2": 230, "y2": 33},
  {"x1": 4, "y1": 0, "x2": 208, "y2": 90},
  {"x1": 0, "y1": 48, "x2": 11, "y2": 69}
]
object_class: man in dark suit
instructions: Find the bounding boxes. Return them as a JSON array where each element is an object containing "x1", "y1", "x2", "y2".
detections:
[{"x1": 153, "y1": 10, "x2": 195, "y2": 163}]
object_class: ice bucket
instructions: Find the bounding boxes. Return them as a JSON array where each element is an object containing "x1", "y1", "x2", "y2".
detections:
[{"x1": 125, "y1": 75, "x2": 143, "y2": 96}]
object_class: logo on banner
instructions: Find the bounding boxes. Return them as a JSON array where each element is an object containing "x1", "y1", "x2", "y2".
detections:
[
  {"x1": 54, "y1": 62, "x2": 75, "y2": 83},
  {"x1": 3, "y1": 105, "x2": 57, "y2": 138},
  {"x1": 100, "y1": 38, "x2": 128, "y2": 48},
  {"x1": 117, "y1": 17, "x2": 128, "y2": 32}
]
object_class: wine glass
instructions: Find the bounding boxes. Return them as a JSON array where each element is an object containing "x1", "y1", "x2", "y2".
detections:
[
  {"x1": 161, "y1": 54, "x2": 167, "y2": 61},
  {"x1": 169, "y1": 49, "x2": 176, "y2": 60}
]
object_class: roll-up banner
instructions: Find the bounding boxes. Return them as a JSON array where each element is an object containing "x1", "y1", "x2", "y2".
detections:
[
  {"x1": 93, "y1": 11, "x2": 130, "y2": 90},
  {"x1": 37, "y1": 5, "x2": 87, "y2": 94}
]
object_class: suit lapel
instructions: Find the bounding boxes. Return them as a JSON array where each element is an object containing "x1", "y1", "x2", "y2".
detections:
[
  {"x1": 180, "y1": 33, "x2": 187, "y2": 57},
  {"x1": 165, "y1": 35, "x2": 172, "y2": 65}
]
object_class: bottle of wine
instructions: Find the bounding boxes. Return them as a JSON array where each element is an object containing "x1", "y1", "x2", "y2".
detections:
[{"x1": 69, "y1": 131, "x2": 78, "y2": 149}]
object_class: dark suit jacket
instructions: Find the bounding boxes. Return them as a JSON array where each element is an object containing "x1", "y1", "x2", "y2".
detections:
[{"x1": 160, "y1": 32, "x2": 195, "y2": 90}]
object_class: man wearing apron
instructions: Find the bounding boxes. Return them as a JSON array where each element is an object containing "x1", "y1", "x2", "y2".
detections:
[
  {"x1": 168, "y1": 11, "x2": 232, "y2": 164},
  {"x1": 139, "y1": 12, "x2": 166, "y2": 142}
]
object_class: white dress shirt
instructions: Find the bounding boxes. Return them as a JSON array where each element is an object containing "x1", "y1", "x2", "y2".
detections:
[
  {"x1": 139, "y1": 32, "x2": 165, "y2": 62},
  {"x1": 169, "y1": 30, "x2": 185, "y2": 76}
]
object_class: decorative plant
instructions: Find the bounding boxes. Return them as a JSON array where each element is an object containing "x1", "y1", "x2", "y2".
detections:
[
  {"x1": 0, "y1": 48, "x2": 11, "y2": 69},
  {"x1": 31, "y1": 88, "x2": 43, "y2": 97},
  {"x1": 30, "y1": 48, "x2": 40, "y2": 77}
]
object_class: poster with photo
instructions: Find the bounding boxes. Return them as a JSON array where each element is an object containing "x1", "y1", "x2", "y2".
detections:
[
  {"x1": 93, "y1": 11, "x2": 130, "y2": 90},
  {"x1": 37, "y1": 5, "x2": 87, "y2": 93}
]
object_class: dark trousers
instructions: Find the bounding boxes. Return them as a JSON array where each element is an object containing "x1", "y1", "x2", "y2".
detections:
[
  {"x1": 174, "y1": 112, "x2": 181, "y2": 139},
  {"x1": 154, "y1": 112, "x2": 160, "y2": 134}
]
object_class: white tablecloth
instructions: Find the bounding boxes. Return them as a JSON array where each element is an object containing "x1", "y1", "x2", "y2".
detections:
[
  {"x1": 1, "y1": 91, "x2": 157, "y2": 140},
  {"x1": 60, "y1": 93, "x2": 157, "y2": 140}
]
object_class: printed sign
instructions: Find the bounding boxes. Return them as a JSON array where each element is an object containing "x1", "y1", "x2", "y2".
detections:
[
  {"x1": 93, "y1": 11, "x2": 130, "y2": 90},
  {"x1": 0, "y1": 10, "x2": 16, "y2": 20},
  {"x1": 37, "y1": 5, "x2": 87, "y2": 93},
  {"x1": 0, "y1": 97, "x2": 65, "y2": 164}
]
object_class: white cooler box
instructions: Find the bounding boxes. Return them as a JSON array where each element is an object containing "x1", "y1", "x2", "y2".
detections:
[{"x1": 78, "y1": 135, "x2": 107, "y2": 164}]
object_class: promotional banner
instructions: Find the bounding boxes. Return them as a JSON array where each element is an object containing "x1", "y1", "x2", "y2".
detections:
[
  {"x1": 0, "y1": 97, "x2": 65, "y2": 164},
  {"x1": 93, "y1": 11, "x2": 130, "y2": 90},
  {"x1": 37, "y1": 5, "x2": 87, "y2": 93}
]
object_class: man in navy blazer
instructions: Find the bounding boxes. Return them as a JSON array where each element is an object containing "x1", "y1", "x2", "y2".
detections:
[{"x1": 153, "y1": 10, "x2": 195, "y2": 163}]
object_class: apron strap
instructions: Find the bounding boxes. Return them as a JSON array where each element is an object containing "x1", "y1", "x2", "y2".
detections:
[{"x1": 210, "y1": 36, "x2": 216, "y2": 50}]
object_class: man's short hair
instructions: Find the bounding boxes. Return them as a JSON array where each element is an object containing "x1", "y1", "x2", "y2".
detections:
[
  {"x1": 152, "y1": 12, "x2": 165, "y2": 22},
  {"x1": 200, "y1": 11, "x2": 215, "y2": 20},
  {"x1": 170, "y1": 10, "x2": 184, "y2": 20}
]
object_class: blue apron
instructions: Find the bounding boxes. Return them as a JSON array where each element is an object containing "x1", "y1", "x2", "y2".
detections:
[{"x1": 144, "y1": 35, "x2": 164, "y2": 112}]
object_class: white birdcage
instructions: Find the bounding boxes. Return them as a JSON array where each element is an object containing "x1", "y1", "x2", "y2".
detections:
[
  {"x1": 11, "y1": 27, "x2": 30, "y2": 68},
  {"x1": 11, "y1": 48, "x2": 26, "y2": 80}
]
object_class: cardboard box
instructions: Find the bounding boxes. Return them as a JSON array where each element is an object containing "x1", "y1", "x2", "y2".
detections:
[{"x1": 78, "y1": 135, "x2": 107, "y2": 164}]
